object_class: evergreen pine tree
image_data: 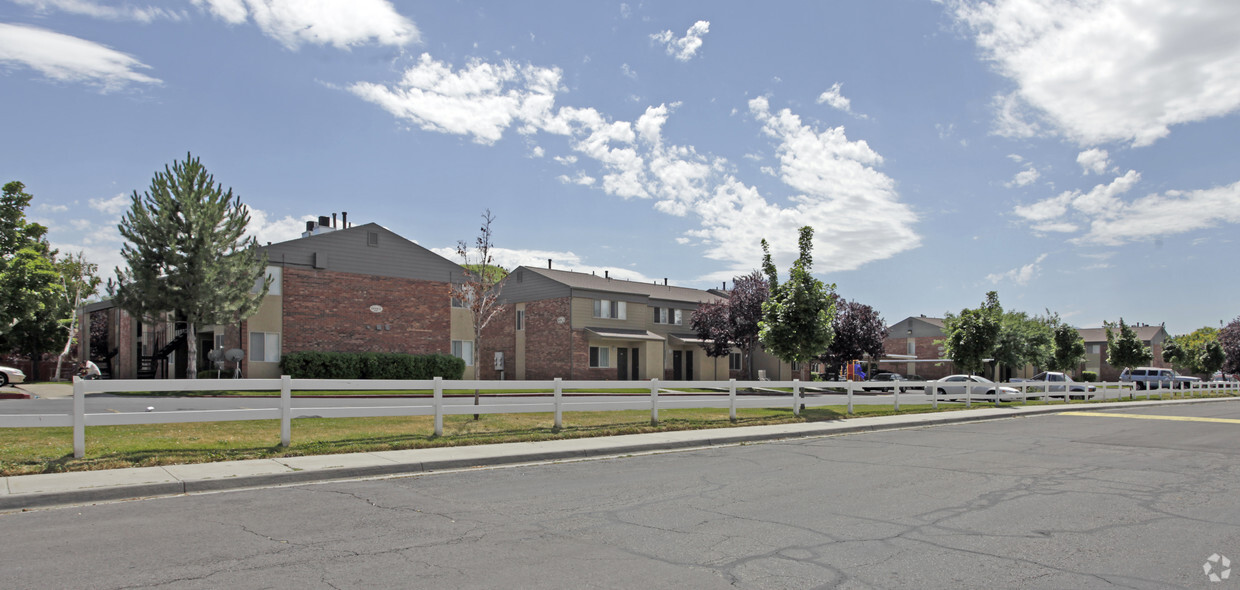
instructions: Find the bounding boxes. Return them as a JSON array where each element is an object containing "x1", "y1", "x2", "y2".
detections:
[{"x1": 111, "y1": 154, "x2": 268, "y2": 379}]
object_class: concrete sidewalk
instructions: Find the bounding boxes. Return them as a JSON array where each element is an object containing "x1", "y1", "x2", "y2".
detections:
[{"x1": 2, "y1": 396, "x2": 1234, "y2": 512}]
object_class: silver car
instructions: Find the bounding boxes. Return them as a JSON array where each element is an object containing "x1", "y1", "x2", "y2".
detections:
[
  {"x1": 1, "y1": 365, "x2": 26, "y2": 387},
  {"x1": 933, "y1": 374, "x2": 1021, "y2": 402}
]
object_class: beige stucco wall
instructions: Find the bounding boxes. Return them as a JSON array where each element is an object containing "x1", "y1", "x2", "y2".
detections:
[
  {"x1": 571, "y1": 297, "x2": 647, "y2": 331},
  {"x1": 450, "y1": 307, "x2": 476, "y2": 379},
  {"x1": 245, "y1": 293, "x2": 283, "y2": 379}
]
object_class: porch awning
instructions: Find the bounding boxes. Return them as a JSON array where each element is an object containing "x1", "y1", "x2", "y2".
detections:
[
  {"x1": 585, "y1": 327, "x2": 666, "y2": 342},
  {"x1": 669, "y1": 333, "x2": 712, "y2": 346}
]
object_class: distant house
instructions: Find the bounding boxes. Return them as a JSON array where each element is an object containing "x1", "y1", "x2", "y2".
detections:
[
  {"x1": 81, "y1": 217, "x2": 479, "y2": 379},
  {"x1": 879, "y1": 315, "x2": 954, "y2": 380},
  {"x1": 1076, "y1": 323, "x2": 1170, "y2": 380},
  {"x1": 480, "y1": 266, "x2": 796, "y2": 381}
]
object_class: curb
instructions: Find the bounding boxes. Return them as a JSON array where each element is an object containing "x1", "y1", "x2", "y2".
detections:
[{"x1": 2, "y1": 396, "x2": 1234, "y2": 511}]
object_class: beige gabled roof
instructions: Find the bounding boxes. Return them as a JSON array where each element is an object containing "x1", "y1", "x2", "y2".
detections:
[
  {"x1": 1077, "y1": 324, "x2": 1167, "y2": 343},
  {"x1": 521, "y1": 267, "x2": 725, "y2": 305}
]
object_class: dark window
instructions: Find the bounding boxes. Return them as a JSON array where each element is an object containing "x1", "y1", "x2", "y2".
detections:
[{"x1": 367, "y1": 231, "x2": 379, "y2": 247}]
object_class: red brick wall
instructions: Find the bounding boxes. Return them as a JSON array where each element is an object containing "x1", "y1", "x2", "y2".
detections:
[
  {"x1": 879, "y1": 336, "x2": 953, "y2": 380},
  {"x1": 516, "y1": 297, "x2": 576, "y2": 380},
  {"x1": 282, "y1": 267, "x2": 451, "y2": 355},
  {"x1": 479, "y1": 304, "x2": 516, "y2": 380}
]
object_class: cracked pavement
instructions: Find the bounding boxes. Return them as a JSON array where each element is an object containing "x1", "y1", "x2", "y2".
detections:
[{"x1": 5, "y1": 403, "x2": 1240, "y2": 589}]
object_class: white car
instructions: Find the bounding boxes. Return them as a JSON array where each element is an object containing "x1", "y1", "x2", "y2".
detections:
[
  {"x1": 1, "y1": 365, "x2": 26, "y2": 387},
  {"x1": 932, "y1": 374, "x2": 1022, "y2": 402}
]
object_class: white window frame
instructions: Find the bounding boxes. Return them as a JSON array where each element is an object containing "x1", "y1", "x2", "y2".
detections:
[
  {"x1": 452, "y1": 340, "x2": 474, "y2": 366},
  {"x1": 589, "y1": 346, "x2": 610, "y2": 368},
  {"x1": 672, "y1": 308, "x2": 682, "y2": 325},
  {"x1": 249, "y1": 332, "x2": 280, "y2": 363},
  {"x1": 593, "y1": 299, "x2": 626, "y2": 320}
]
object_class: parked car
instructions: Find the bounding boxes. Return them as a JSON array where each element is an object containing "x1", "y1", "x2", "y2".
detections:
[
  {"x1": 1010, "y1": 371, "x2": 1097, "y2": 399},
  {"x1": 932, "y1": 375, "x2": 1021, "y2": 402},
  {"x1": 1211, "y1": 372, "x2": 1239, "y2": 382},
  {"x1": 903, "y1": 374, "x2": 926, "y2": 390},
  {"x1": 1120, "y1": 367, "x2": 1199, "y2": 390},
  {"x1": 1, "y1": 365, "x2": 26, "y2": 387},
  {"x1": 863, "y1": 372, "x2": 909, "y2": 392}
]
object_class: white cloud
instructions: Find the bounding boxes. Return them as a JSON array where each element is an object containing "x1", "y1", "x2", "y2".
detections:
[
  {"x1": 529, "y1": 145, "x2": 545, "y2": 158},
  {"x1": 1081, "y1": 180, "x2": 1240, "y2": 246},
  {"x1": 1013, "y1": 170, "x2": 1240, "y2": 245},
  {"x1": 1006, "y1": 166, "x2": 1040, "y2": 188},
  {"x1": 1006, "y1": 154, "x2": 1024, "y2": 163},
  {"x1": 620, "y1": 63, "x2": 637, "y2": 80},
  {"x1": 193, "y1": 0, "x2": 418, "y2": 49},
  {"x1": 816, "y1": 82, "x2": 866, "y2": 119},
  {"x1": 0, "y1": 23, "x2": 161, "y2": 90},
  {"x1": 1015, "y1": 170, "x2": 1139, "y2": 224},
  {"x1": 556, "y1": 172, "x2": 596, "y2": 186},
  {"x1": 37, "y1": 203, "x2": 69, "y2": 213},
  {"x1": 954, "y1": 0, "x2": 1240, "y2": 147},
  {"x1": 89, "y1": 192, "x2": 130, "y2": 216},
  {"x1": 12, "y1": 0, "x2": 182, "y2": 22},
  {"x1": 245, "y1": 207, "x2": 310, "y2": 246},
  {"x1": 430, "y1": 246, "x2": 661, "y2": 283},
  {"x1": 1076, "y1": 148, "x2": 1110, "y2": 175},
  {"x1": 650, "y1": 20, "x2": 710, "y2": 62},
  {"x1": 349, "y1": 53, "x2": 562, "y2": 145},
  {"x1": 351, "y1": 55, "x2": 919, "y2": 277},
  {"x1": 987, "y1": 253, "x2": 1047, "y2": 285}
]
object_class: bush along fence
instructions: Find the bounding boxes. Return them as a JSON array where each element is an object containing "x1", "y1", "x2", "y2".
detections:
[
  {"x1": 280, "y1": 351, "x2": 465, "y2": 380},
  {"x1": 0, "y1": 377, "x2": 1236, "y2": 459}
]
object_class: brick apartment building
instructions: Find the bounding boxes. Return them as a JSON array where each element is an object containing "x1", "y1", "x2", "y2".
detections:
[
  {"x1": 81, "y1": 218, "x2": 478, "y2": 379},
  {"x1": 480, "y1": 266, "x2": 796, "y2": 381}
]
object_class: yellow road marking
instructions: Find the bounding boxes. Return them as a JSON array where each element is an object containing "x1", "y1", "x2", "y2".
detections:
[{"x1": 1061, "y1": 411, "x2": 1240, "y2": 425}]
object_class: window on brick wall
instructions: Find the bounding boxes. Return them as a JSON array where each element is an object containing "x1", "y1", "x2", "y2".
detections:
[
  {"x1": 907, "y1": 341, "x2": 916, "y2": 356},
  {"x1": 452, "y1": 340, "x2": 474, "y2": 366},
  {"x1": 589, "y1": 346, "x2": 610, "y2": 368},
  {"x1": 516, "y1": 309, "x2": 525, "y2": 331},
  {"x1": 249, "y1": 332, "x2": 280, "y2": 363}
]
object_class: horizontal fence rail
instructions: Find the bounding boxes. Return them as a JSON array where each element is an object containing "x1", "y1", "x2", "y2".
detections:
[{"x1": 0, "y1": 377, "x2": 1235, "y2": 458}]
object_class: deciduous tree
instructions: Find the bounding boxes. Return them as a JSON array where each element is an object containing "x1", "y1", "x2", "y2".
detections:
[
  {"x1": 942, "y1": 291, "x2": 1002, "y2": 376},
  {"x1": 53, "y1": 252, "x2": 102, "y2": 380},
  {"x1": 111, "y1": 154, "x2": 268, "y2": 379},
  {"x1": 1218, "y1": 317, "x2": 1240, "y2": 375},
  {"x1": 0, "y1": 181, "x2": 64, "y2": 381},
  {"x1": 1105, "y1": 318, "x2": 1152, "y2": 371},
  {"x1": 819, "y1": 299, "x2": 886, "y2": 378},
  {"x1": 689, "y1": 270, "x2": 768, "y2": 378},
  {"x1": 450, "y1": 209, "x2": 504, "y2": 417},
  {"x1": 758, "y1": 227, "x2": 836, "y2": 369},
  {"x1": 1048, "y1": 322, "x2": 1086, "y2": 373}
]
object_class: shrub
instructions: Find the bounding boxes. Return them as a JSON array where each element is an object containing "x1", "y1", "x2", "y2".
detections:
[
  {"x1": 1080, "y1": 370, "x2": 1098, "y2": 382},
  {"x1": 280, "y1": 351, "x2": 465, "y2": 380}
]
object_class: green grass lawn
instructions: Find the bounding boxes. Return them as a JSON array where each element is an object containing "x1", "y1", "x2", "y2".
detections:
[{"x1": 1, "y1": 392, "x2": 1229, "y2": 477}]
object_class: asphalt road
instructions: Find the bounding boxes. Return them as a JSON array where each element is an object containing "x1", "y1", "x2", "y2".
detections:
[{"x1": 6, "y1": 402, "x2": 1240, "y2": 588}]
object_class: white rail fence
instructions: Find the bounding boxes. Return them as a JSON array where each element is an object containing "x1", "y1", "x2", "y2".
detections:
[{"x1": 1, "y1": 377, "x2": 1235, "y2": 458}]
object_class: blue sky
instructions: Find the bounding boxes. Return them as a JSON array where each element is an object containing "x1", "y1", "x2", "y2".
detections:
[{"x1": 2, "y1": 0, "x2": 1238, "y2": 336}]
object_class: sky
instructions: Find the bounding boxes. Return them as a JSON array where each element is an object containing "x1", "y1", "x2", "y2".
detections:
[{"x1": 2, "y1": 0, "x2": 1239, "y2": 336}]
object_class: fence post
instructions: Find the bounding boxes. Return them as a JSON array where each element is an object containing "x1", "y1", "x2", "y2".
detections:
[
  {"x1": 893, "y1": 384, "x2": 900, "y2": 412},
  {"x1": 729, "y1": 378, "x2": 737, "y2": 422},
  {"x1": 280, "y1": 375, "x2": 291, "y2": 447},
  {"x1": 433, "y1": 377, "x2": 444, "y2": 437},
  {"x1": 73, "y1": 376, "x2": 85, "y2": 459},
  {"x1": 966, "y1": 381, "x2": 972, "y2": 409},
  {"x1": 930, "y1": 380, "x2": 937, "y2": 410},
  {"x1": 792, "y1": 379, "x2": 801, "y2": 416},
  {"x1": 1020, "y1": 382, "x2": 1027, "y2": 405},
  {"x1": 553, "y1": 377, "x2": 563, "y2": 430},
  {"x1": 650, "y1": 379, "x2": 659, "y2": 426},
  {"x1": 847, "y1": 380, "x2": 854, "y2": 414}
]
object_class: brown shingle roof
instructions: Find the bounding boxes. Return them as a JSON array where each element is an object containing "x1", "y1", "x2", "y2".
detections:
[{"x1": 521, "y1": 267, "x2": 725, "y2": 304}]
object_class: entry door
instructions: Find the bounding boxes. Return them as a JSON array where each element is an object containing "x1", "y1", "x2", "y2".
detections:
[
  {"x1": 631, "y1": 348, "x2": 639, "y2": 380},
  {"x1": 686, "y1": 350, "x2": 695, "y2": 381},
  {"x1": 672, "y1": 351, "x2": 683, "y2": 380},
  {"x1": 617, "y1": 347, "x2": 629, "y2": 380}
]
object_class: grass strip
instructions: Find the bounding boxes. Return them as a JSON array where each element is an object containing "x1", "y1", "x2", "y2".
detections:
[{"x1": 1, "y1": 394, "x2": 1229, "y2": 477}]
